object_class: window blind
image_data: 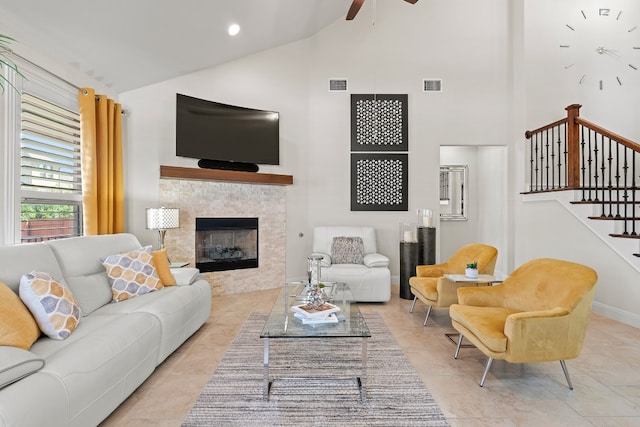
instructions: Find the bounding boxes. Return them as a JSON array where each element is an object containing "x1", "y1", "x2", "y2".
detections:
[
  {"x1": 20, "y1": 92, "x2": 83, "y2": 242},
  {"x1": 21, "y1": 92, "x2": 82, "y2": 194}
]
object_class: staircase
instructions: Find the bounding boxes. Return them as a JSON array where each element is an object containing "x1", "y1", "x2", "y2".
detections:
[{"x1": 523, "y1": 104, "x2": 640, "y2": 261}]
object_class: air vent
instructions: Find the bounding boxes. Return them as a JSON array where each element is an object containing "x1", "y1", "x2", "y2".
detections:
[
  {"x1": 423, "y1": 79, "x2": 443, "y2": 92},
  {"x1": 329, "y1": 78, "x2": 348, "y2": 92}
]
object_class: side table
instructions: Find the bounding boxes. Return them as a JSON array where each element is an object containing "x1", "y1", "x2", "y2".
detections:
[
  {"x1": 442, "y1": 274, "x2": 497, "y2": 286},
  {"x1": 442, "y1": 273, "x2": 497, "y2": 347},
  {"x1": 169, "y1": 261, "x2": 190, "y2": 268}
]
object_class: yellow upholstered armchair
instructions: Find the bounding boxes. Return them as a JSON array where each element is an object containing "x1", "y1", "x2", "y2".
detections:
[
  {"x1": 450, "y1": 258, "x2": 598, "y2": 389},
  {"x1": 409, "y1": 243, "x2": 498, "y2": 325}
]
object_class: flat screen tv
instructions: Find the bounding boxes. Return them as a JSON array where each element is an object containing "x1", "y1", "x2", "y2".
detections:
[{"x1": 175, "y1": 93, "x2": 279, "y2": 171}]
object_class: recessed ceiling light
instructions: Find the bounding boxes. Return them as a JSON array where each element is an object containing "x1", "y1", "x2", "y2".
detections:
[{"x1": 228, "y1": 24, "x2": 240, "y2": 36}]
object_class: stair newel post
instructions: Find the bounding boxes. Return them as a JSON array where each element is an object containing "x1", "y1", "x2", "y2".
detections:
[{"x1": 566, "y1": 104, "x2": 582, "y2": 190}]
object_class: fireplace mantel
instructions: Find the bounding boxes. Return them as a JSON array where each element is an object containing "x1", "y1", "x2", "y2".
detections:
[{"x1": 160, "y1": 165, "x2": 293, "y2": 186}]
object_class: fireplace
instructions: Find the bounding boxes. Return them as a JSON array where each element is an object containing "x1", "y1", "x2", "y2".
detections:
[{"x1": 195, "y1": 217, "x2": 258, "y2": 272}]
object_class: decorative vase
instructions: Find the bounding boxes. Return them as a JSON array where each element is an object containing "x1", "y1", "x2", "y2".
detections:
[
  {"x1": 306, "y1": 284, "x2": 326, "y2": 309},
  {"x1": 307, "y1": 255, "x2": 323, "y2": 287},
  {"x1": 465, "y1": 268, "x2": 479, "y2": 279},
  {"x1": 399, "y1": 222, "x2": 417, "y2": 243},
  {"x1": 416, "y1": 208, "x2": 434, "y2": 227}
]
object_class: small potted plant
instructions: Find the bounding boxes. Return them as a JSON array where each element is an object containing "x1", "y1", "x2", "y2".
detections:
[{"x1": 465, "y1": 261, "x2": 478, "y2": 279}]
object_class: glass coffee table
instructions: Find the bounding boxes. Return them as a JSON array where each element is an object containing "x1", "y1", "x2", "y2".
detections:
[{"x1": 260, "y1": 281, "x2": 371, "y2": 401}]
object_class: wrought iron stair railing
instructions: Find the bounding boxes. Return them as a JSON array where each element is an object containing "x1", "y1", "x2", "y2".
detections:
[{"x1": 524, "y1": 104, "x2": 640, "y2": 257}]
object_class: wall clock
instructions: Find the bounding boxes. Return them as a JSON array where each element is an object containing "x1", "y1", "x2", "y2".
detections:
[{"x1": 560, "y1": 7, "x2": 639, "y2": 90}]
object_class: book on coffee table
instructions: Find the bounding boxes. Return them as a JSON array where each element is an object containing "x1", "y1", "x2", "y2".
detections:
[
  {"x1": 293, "y1": 312, "x2": 339, "y2": 326},
  {"x1": 291, "y1": 302, "x2": 340, "y2": 318}
]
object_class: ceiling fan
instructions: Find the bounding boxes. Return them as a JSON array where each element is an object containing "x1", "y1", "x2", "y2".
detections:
[{"x1": 346, "y1": 0, "x2": 419, "y2": 21}]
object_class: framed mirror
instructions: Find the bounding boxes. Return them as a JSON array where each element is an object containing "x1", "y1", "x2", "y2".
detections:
[{"x1": 439, "y1": 165, "x2": 467, "y2": 220}]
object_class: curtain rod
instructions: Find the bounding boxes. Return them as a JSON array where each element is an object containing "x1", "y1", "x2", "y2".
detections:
[
  {"x1": 9, "y1": 50, "x2": 127, "y2": 114},
  {"x1": 10, "y1": 50, "x2": 81, "y2": 90},
  {"x1": 8, "y1": 49, "x2": 127, "y2": 115}
]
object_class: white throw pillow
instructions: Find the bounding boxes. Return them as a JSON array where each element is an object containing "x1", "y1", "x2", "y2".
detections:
[{"x1": 19, "y1": 271, "x2": 81, "y2": 340}]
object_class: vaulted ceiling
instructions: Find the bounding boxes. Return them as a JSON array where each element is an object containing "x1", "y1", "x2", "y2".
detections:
[{"x1": 0, "y1": 0, "x2": 350, "y2": 93}]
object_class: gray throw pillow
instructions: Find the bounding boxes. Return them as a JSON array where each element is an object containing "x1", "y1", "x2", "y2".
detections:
[{"x1": 331, "y1": 236, "x2": 365, "y2": 264}]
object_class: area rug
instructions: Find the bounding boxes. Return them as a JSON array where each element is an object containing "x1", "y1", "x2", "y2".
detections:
[{"x1": 183, "y1": 312, "x2": 449, "y2": 426}]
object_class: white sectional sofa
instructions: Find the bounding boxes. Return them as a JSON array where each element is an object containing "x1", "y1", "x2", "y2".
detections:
[{"x1": 0, "y1": 233, "x2": 211, "y2": 427}]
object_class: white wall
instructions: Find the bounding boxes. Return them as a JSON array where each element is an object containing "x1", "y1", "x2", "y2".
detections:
[
  {"x1": 440, "y1": 146, "x2": 508, "y2": 277},
  {"x1": 439, "y1": 146, "x2": 479, "y2": 260},
  {"x1": 515, "y1": 0, "x2": 640, "y2": 326},
  {"x1": 7, "y1": 0, "x2": 635, "y2": 323},
  {"x1": 477, "y1": 146, "x2": 508, "y2": 277},
  {"x1": 119, "y1": 0, "x2": 512, "y2": 284},
  {"x1": 118, "y1": 43, "x2": 312, "y2": 259},
  {"x1": 299, "y1": 0, "x2": 511, "y2": 279}
]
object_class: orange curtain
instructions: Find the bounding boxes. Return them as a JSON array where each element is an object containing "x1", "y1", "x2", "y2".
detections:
[{"x1": 78, "y1": 88, "x2": 124, "y2": 235}]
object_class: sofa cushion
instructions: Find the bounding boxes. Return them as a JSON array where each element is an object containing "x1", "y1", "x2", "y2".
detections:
[
  {"x1": 101, "y1": 246, "x2": 163, "y2": 302},
  {"x1": 320, "y1": 264, "x2": 391, "y2": 302},
  {"x1": 0, "y1": 347, "x2": 45, "y2": 390},
  {"x1": 46, "y1": 233, "x2": 143, "y2": 315},
  {"x1": 19, "y1": 272, "x2": 81, "y2": 340},
  {"x1": 94, "y1": 281, "x2": 212, "y2": 363},
  {"x1": 331, "y1": 236, "x2": 365, "y2": 264},
  {"x1": 449, "y1": 304, "x2": 521, "y2": 353},
  {"x1": 153, "y1": 249, "x2": 177, "y2": 286},
  {"x1": 0, "y1": 243, "x2": 65, "y2": 294},
  {"x1": 0, "y1": 282, "x2": 41, "y2": 350},
  {"x1": 29, "y1": 311, "x2": 161, "y2": 426}
]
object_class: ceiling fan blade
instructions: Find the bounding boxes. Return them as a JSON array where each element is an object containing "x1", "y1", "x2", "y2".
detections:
[
  {"x1": 346, "y1": 0, "x2": 365, "y2": 20},
  {"x1": 404, "y1": 0, "x2": 419, "y2": 4}
]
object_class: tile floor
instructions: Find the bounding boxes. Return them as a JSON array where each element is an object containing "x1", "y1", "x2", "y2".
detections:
[{"x1": 100, "y1": 285, "x2": 640, "y2": 426}]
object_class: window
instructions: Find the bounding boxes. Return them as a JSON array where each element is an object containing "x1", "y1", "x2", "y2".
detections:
[
  {"x1": 1, "y1": 55, "x2": 83, "y2": 244},
  {"x1": 20, "y1": 92, "x2": 82, "y2": 242}
]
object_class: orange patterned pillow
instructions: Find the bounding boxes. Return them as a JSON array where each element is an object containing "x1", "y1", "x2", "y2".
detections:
[
  {"x1": 152, "y1": 249, "x2": 177, "y2": 286},
  {"x1": 0, "y1": 281, "x2": 40, "y2": 349},
  {"x1": 19, "y1": 272, "x2": 81, "y2": 340},
  {"x1": 101, "y1": 246, "x2": 163, "y2": 302}
]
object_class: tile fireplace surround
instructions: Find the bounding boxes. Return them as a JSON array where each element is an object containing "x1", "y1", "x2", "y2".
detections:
[{"x1": 158, "y1": 166, "x2": 292, "y2": 296}]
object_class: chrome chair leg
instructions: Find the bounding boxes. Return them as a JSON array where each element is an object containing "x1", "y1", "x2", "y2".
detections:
[
  {"x1": 454, "y1": 333, "x2": 464, "y2": 359},
  {"x1": 559, "y1": 360, "x2": 574, "y2": 390},
  {"x1": 480, "y1": 357, "x2": 493, "y2": 387},
  {"x1": 423, "y1": 305, "x2": 432, "y2": 326},
  {"x1": 409, "y1": 295, "x2": 417, "y2": 313}
]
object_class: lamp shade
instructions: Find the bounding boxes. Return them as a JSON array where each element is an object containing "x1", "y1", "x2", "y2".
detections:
[{"x1": 146, "y1": 207, "x2": 179, "y2": 230}]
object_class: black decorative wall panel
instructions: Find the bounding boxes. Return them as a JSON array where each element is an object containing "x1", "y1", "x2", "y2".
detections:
[
  {"x1": 351, "y1": 153, "x2": 408, "y2": 211},
  {"x1": 350, "y1": 94, "x2": 408, "y2": 152}
]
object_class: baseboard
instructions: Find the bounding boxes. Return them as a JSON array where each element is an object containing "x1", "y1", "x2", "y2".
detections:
[{"x1": 592, "y1": 301, "x2": 640, "y2": 329}]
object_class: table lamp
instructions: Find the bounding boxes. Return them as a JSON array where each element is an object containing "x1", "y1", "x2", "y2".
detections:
[{"x1": 146, "y1": 207, "x2": 180, "y2": 249}]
